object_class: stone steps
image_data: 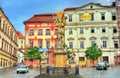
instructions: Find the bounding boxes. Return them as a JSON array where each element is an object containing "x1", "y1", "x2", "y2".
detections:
[{"x1": 34, "y1": 74, "x2": 83, "y2": 78}]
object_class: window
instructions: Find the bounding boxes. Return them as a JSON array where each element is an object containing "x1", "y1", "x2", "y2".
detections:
[
  {"x1": 113, "y1": 27, "x2": 117, "y2": 33},
  {"x1": 30, "y1": 30, "x2": 34, "y2": 36},
  {"x1": 30, "y1": 41, "x2": 33, "y2": 47},
  {"x1": 91, "y1": 14, "x2": 94, "y2": 21},
  {"x1": 69, "y1": 28, "x2": 73, "y2": 34},
  {"x1": 80, "y1": 28, "x2": 84, "y2": 33},
  {"x1": 69, "y1": 42, "x2": 73, "y2": 48},
  {"x1": 55, "y1": 29, "x2": 58, "y2": 35},
  {"x1": 68, "y1": 15, "x2": 72, "y2": 22},
  {"x1": 101, "y1": 13, "x2": 105, "y2": 20},
  {"x1": 114, "y1": 41, "x2": 119, "y2": 48},
  {"x1": 90, "y1": 5, "x2": 93, "y2": 9},
  {"x1": 38, "y1": 41, "x2": 42, "y2": 48},
  {"x1": 21, "y1": 40, "x2": 23, "y2": 43},
  {"x1": 21, "y1": 46, "x2": 23, "y2": 49},
  {"x1": 102, "y1": 26, "x2": 106, "y2": 33},
  {"x1": 79, "y1": 57, "x2": 85, "y2": 61},
  {"x1": 103, "y1": 41, "x2": 107, "y2": 48},
  {"x1": 46, "y1": 40, "x2": 50, "y2": 48},
  {"x1": 46, "y1": 29, "x2": 50, "y2": 35},
  {"x1": 103, "y1": 56, "x2": 109, "y2": 63},
  {"x1": 79, "y1": 14, "x2": 83, "y2": 21},
  {"x1": 91, "y1": 41, "x2": 95, "y2": 46},
  {"x1": 80, "y1": 41, "x2": 84, "y2": 48},
  {"x1": 91, "y1": 27, "x2": 95, "y2": 33},
  {"x1": 38, "y1": 29, "x2": 42, "y2": 35},
  {"x1": 112, "y1": 13, "x2": 116, "y2": 20}
]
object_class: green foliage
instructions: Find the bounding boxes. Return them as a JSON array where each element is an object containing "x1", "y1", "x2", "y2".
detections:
[
  {"x1": 64, "y1": 44, "x2": 72, "y2": 60},
  {"x1": 66, "y1": 47, "x2": 72, "y2": 59},
  {"x1": 85, "y1": 44, "x2": 102, "y2": 60},
  {"x1": 23, "y1": 47, "x2": 41, "y2": 62}
]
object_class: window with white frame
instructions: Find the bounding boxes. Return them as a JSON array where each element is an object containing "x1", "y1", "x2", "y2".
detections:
[
  {"x1": 80, "y1": 28, "x2": 84, "y2": 33},
  {"x1": 46, "y1": 40, "x2": 50, "y2": 48},
  {"x1": 103, "y1": 41, "x2": 107, "y2": 48},
  {"x1": 30, "y1": 41, "x2": 33, "y2": 47},
  {"x1": 91, "y1": 13, "x2": 94, "y2": 21},
  {"x1": 69, "y1": 28, "x2": 73, "y2": 34},
  {"x1": 46, "y1": 29, "x2": 50, "y2": 35},
  {"x1": 101, "y1": 13, "x2": 105, "y2": 20},
  {"x1": 79, "y1": 14, "x2": 83, "y2": 21},
  {"x1": 91, "y1": 27, "x2": 95, "y2": 33},
  {"x1": 30, "y1": 29, "x2": 34, "y2": 36},
  {"x1": 21, "y1": 40, "x2": 23, "y2": 44},
  {"x1": 112, "y1": 13, "x2": 116, "y2": 20},
  {"x1": 114, "y1": 41, "x2": 119, "y2": 48},
  {"x1": 55, "y1": 29, "x2": 58, "y2": 35},
  {"x1": 38, "y1": 29, "x2": 42, "y2": 35},
  {"x1": 113, "y1": 27, "x2": 117, "y2": 33},
  {"x1": 102, "y1": 26, "x2": 106, "y2": 33},
  {"x1": 69, "y1": 42, "x2": 73, "y2": 48},
  {"x1": 91, "y1": 41, "x2": 95, "y2": 46},
  {"x1": 80, "y1": 41, "x2": 84, "y2": 48},
  {"x1": 68, "y1": 15, "x2": 72, "y2": 22},
  {"x1": 38, "y1": 41, "x2": 42, "y2": 48}
]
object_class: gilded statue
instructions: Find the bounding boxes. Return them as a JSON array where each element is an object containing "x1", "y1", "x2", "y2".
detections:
[{"x1": 54, "y1": 11, "x2": 67, "y2": 49}]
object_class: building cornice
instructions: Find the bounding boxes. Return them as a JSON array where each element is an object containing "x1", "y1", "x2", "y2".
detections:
[{"x1": 65, "y1": 21, "x2": 117, "y2": 26}]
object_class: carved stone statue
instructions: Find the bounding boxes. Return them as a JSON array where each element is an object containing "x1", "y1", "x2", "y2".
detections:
[{"x1": 54, "y1": 11, "x2": 67, "y2": 49}]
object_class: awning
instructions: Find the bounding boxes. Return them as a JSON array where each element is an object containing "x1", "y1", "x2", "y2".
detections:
[
  {"x1": 80, "y1": 13, "x2": 91, "y2": 19},
  {"x1": 39, "y1": 48, "x2": 49, "y2": 52}
]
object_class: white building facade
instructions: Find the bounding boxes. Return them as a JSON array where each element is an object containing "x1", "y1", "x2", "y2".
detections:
[{"x1": 64, "y1": 3, "x2": 119, "y2": 66}]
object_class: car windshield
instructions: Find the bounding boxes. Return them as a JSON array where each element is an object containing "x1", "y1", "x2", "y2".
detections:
[
  {"x1": 98, "y1": 62, "x2": 105, "y2": 65},
  {"x1": 19, "y1": 65, "x2": 27, "y2": 68}
]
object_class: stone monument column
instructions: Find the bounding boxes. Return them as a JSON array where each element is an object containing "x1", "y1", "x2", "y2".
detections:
[{"x1": 54, "y1": 11, "x2": 67, "y2": 73}]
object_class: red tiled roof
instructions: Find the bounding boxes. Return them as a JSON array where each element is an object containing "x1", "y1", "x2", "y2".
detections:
[
  {"x1": 64, "y1": 7, "x2": 78, "y2": 11},
  {"x1": 17, "y1": 31, "x2": 25, "y2": 39},
  {"x1": 24, "y1": 13, "x2": 56, "y2": 23}
]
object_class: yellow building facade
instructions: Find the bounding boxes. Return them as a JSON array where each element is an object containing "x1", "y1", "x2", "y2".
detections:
[
  {"x1": 0, "y1": 8, "x2": 18, "y2": 68},
  {"x1": 64, "y1": 3, "x2": 119, "y2": 67}
]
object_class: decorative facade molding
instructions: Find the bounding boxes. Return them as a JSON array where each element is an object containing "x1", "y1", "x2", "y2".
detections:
[{"x1": 67, "y1": 37, "x2": 75, "y2": 41}]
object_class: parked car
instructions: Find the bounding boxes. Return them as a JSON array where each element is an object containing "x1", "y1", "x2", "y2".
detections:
[
  {"x1": 96, "y1": 61, "x2": 107, "y2": 70},
  {"x1": 17, "y1": 65, "x2": 29, "y2": 74}
]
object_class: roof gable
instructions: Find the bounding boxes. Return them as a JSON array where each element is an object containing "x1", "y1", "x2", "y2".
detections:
[
  {"x1": 77, "y1": 3, "x2": 104, "y2": 10},
  {"x1": 24, "y1": 13, "x2": 56, "y2": 23},
  {"x1": 17, "y1": 31, "x2": 25, "y2": 39}
]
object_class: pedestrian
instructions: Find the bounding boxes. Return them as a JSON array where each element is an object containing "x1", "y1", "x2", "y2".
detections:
[{"x1": 75, "y1": 65, "x2": 79, "y2": 75}]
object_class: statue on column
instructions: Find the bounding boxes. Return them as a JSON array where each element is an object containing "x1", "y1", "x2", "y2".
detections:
[{"x1": 54, "y1": 11, "x2": 67, "y2": 49}]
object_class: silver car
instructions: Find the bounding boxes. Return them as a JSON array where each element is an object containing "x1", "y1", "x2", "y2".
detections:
[
  {"x1": 17, "y1": 65, "x2": 29, "y2": 74},
  {"x1": 96, "y1": 61, "x2": 107, "y2": 70}
]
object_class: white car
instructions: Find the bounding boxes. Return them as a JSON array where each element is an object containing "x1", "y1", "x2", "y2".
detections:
[{"x1": 17, "y1": 65, "x2": 29, "y2": 74}]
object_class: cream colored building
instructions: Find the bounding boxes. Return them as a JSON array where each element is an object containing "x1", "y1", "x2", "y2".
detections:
[
  {"x1": 17, "y1": 31, "x2": 25, "y2": 64},
  {"x1": 64, "y1": 3, "x2": 119, "y2": 66},
  {"x1": 0, "y1": 8, "x2": 18, "y2": 68}
]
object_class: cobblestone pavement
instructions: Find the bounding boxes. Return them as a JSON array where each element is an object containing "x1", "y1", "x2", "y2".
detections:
[
  {"x1": 79, "y1": 66, "x2": 120, "y2": 78},
  {"x1": 0, "y1": 67, "x2": 39, "y2": 78}
]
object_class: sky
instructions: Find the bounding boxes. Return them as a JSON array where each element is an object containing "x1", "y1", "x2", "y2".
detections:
[{"x1": 0, "y1": 0, "x2": 115, "y2": 35}]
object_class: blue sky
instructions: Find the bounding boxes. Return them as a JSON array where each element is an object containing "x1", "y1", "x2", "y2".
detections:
[{"x1": 0, "y1": 0, "x2": 115, "y2": 35}]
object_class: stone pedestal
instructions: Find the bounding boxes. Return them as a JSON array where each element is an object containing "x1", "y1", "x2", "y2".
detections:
[
  {"x1": 54, "y1": 49, "x2": 67, "y2": 74},
  {"x1": 54, "y1": 53, "x2": 67, "y2": 67}
]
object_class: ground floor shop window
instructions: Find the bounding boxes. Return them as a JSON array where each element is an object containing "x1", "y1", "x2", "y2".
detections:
[{"x1": 103, "y1": 56, "x2": 109, "y2": 63}]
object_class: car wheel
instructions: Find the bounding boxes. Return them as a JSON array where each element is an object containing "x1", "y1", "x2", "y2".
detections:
[{"x1": 17, "y1": 71, "x2": 19, "y2": 74}]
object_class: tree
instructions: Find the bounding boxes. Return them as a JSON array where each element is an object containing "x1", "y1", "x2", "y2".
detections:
[
  {"x1": 23, "y1": 46, "x2": 41, "y2": 68},
  {"x1": 85, "y1": 43, "x2": 102, "y2": 65}
]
